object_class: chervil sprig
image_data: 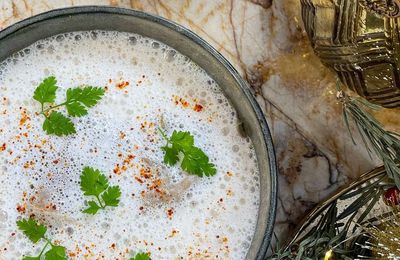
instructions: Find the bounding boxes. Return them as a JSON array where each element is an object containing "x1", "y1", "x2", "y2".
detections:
[
  {"x1": 16, "y1": 218, "x2": 67, "y2": 260},
  {"x1": 33, "y1": 76, "x2": 105, "y2": 136},
  {"x1": 130, "y1": 252, "x2": 150, "y2": 260},
  {"x1": 80, "y1": 166, "x2": 121, "y2": 215},
  {"x1": 159, "y1": 128, "x2": 216, "y2": 177}
]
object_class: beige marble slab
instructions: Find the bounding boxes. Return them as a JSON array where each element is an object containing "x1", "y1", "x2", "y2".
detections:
[{"x1": 0, "y1": 0, "x2": 388, "y2": 251}]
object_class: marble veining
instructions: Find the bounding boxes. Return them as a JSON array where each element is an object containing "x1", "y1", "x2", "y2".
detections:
[{"x1": 0, "y1": 0, "x2": 392, "y2": 250}]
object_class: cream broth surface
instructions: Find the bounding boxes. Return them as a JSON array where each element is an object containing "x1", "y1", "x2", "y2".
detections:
[{"x1": 0, "y1": 31, "x2": 260, "y2": 259}]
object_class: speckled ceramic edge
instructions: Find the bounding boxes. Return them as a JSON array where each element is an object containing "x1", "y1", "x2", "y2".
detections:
[{"x1": 0, "y1": 6, "x2": 277, "y2": 259}]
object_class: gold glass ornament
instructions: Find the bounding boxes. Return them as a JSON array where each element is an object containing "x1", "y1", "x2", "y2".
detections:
[{"x1": 301, "y1": 0, "x2": 400, "y2": 107}]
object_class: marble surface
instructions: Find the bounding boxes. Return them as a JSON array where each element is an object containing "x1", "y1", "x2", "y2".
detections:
[{"x1": 0, "y1": 0, "x2": 391, "y2": 252}]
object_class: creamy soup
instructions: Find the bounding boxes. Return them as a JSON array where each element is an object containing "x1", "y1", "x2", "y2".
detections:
[{"x1": 0, "y1": 31, "x2": 260, "y2": 259}]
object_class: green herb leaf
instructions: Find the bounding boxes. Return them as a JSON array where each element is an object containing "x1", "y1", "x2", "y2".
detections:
[
  {"x1": 43, "y1": 111, "x2": 76, "y2": 136},
  {"x1": 17, "y1": 218, "x2": 68, "y2": 260},
  {"x1": 80, "y1": 167, "x2": 121, "y2": 214},
  {"x1": 160, "y1": 129, "x2": 217, "y2": 177},
  {"x1": 169, "y1": 131, "x2": 194, "y2": 151},
  {"x1": 33, "y1": 76, "x2": 58, "y2": 105},
  {"x1": 82, "y1": 201, "x2": 101, "y2": 215},
  {"x1": 181, "y1": 147, "x2": 217, "y2": 177},
  {"x1": 161, "y1": 146, "x2": 179, "y2": 166},
  {"x1": 16, "y1": 218, "x2": 47, "y2": 243},
  {"x1": 23, "y1": 256, "x2": 41, "y2": 260},
  {"x1": 33, "y1": 77, "x2": 105, "y2": 136},
  {"x1": 44, "y1": 245, "x2": 67, "y2": 260},
  {"x1": 65, "y1": 87, "x2": 105, "y2": 117},
  {"x1": 102, "y1": 186, "x2": 122, "y2": 207},
  {"x1": 65, "y1": 101, "x2": 88, "y2": 117},
  {"x1": 130, "y1": 252, "x2": 150, "y2": 260},
  {"x1": 80, "y1": 166, "x2": 109, "y2": 197}
]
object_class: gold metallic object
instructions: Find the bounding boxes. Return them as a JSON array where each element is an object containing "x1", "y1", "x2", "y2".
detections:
[
  {"x1": 324, "y1": 249, "x2": 333, "y2": 260},
  {"x1": 360, "y1": 0, "x2": 400, "y2": 17},
  {"x1": 301, "y1": 0, "x2": 400, "y2": 107}
]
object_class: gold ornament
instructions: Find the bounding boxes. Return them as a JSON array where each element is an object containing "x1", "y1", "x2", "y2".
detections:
[
  {"x1": 363, "y1": 211, "x2": 400, "y2": 259},
  {"x1": 360, "y1": 0, "x2": 400, "y2": 17},
  {"x1": 301, "y1": 0, "x2": 400, "y2": 107},
  {"x1": 324, "y1": 249, "x2": 333, "y2": 260}
]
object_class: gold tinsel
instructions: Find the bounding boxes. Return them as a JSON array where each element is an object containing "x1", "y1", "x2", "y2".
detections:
[{"x1": 363, "y1": 212, "x2": 400, "y2": 259}]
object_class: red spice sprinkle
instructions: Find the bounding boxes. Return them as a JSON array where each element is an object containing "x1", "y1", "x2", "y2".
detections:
[
  {"x1": 193, "y1": 104, "x2": 204, "y2": 112},
  {"x1": 114, "y1": 154, "x2": 136, "y2": 175},
  {"x1": 135, "y1": 176, "x2": 144, "y2": 184},
  {"x1": 168, "y1": 229, "x2": 179, "y2": 238},
  {"x1": 173, "y1": 95, "x2": 190, "y2": 108},
  {"x1": 53, "y1": 159, "x2": 59, "y2": 164},
  {"x1": 16, "y1": 204, "x2": 26, "y2": 213},
  {"x1": 23, "y1": 161, "x2": 34, "y2": 169},
  {"x1": 0, "y1": 143, "x2": 6, "y2": 152},
  {"x1": 113, "y1": 164, "x2": 121, "y2": 175},
  {"x1": 139, "y1": 206, "x2": 144, "y2": 210},
  {"x1": 149, "y1": 179, "x2": 162, "y2": 191},
  {"x1": 29, "y1": 196, "x2": 36, "y2": 203},
  {"x1": 167, "y1": 208, "x2": 174, "y2": 220},
  {"x1": 45, "y1": 203, "x2": 57, "y2": 210},
  {"x1": 116, "y1": 81, "x2": 130, "y2": 89},
  {"x1": 19, "y1": 109, "x2": 31, "y2": 126},
  {"x1": 140, "y1": 167, "x2": 152, "y2": 179}
]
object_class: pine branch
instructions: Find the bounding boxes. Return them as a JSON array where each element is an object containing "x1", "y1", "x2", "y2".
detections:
[
  {"x1": 337, "y1": 90, "x2": 400, "y2": 188},
  {"x1": 267, "y1": 175, "x2": 386, "y2": 259}
]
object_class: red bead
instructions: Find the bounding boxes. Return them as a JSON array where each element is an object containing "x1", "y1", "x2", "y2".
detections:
[{"x1": 383, "y1": 187, "x2": 400, "y2": 206}]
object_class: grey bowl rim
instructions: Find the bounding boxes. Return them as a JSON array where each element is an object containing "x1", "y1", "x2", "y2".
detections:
[{"x1": 0, "y1": 6, "x2": 277, "y2": 259}]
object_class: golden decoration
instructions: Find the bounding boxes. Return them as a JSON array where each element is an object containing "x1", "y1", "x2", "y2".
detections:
[
  {"x1": 360, "y1": 0, "x2": 400, "y2": 17},
  {"x1": 364, "y1": 211, "x2": 400, "y2": 259},
  {"x1": 301, "y1": 0, "x2": 400, "y2": 107},
  {"x1": 324, "y1": 249, "x2": 333, "y2": 260}
]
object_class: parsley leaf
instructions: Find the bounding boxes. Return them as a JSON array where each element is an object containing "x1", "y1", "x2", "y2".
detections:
[
  {"x1": 169, "y1": 131, "x2": 194, "y2": 150},
  {"x1": 65, "y1": 87, "x2": 105, "y2": 117},
  {"x1": 65, "y1": 101, "x2": 87, "y2": 117},
  {"x1": 44, "y1": 245, "x2": 67, "y2": 260},
  {"x1": 43, "y1": 111, "x2": 76, "y2": 136},
  {"x1": 33, "y1": 77, "x2": 105, "y2": 136},
  {"x1": 101, "y1": 186, "x2": 122, "y2": 207},
  {"x1": 130, "y1": 252, "x2": 150, "y2": 260},
  {"x1": 181, "y1": 147, "x2": 217, "y2": 177},
  {"x1": 16, "y1": 218, "x2": 47, "y2": 243},
  {"x1": 80, "y1": 167, "x2": 109, "y2": 197},
  {"x1": 16, "y1": 218, "x2": 67, "y2": 260},
  {"x1": 161, "y1": 146, "x2": 179, "y2": 165},
  {"x1": 33, "y1": 76, "x2": 58, "y2": 105},
  {"x1": 23, "y1": 256, "x2": 41, "y2": 260},
  {"x1": 80, "y1": 167, "x2": 121, "y2": 214},
  {"x1": 82, "y1": 201, "x2": 101, "y2": 215},
  {"x1": 159, "y1": 129, "x2": 217, "y2": 177}
]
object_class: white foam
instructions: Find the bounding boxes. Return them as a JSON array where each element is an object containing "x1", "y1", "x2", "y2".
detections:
[{"x1": 0, "y1": 31, "x2": 260, "y2": 259}]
